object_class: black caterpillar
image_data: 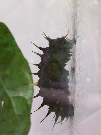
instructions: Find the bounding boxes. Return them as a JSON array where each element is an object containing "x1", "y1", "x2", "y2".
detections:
[{"x1": 27, "y1": 32, "x2": 77, "y2": 128}]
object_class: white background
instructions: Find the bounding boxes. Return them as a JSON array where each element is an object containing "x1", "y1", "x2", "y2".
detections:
[{"x1": 0, "y1": 0, "x2": 101, "y2": 135}]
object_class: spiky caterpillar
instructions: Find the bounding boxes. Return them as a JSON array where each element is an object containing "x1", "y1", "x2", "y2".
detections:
[{"x1": 27, "y1": 32, "x2": 76, "y2": 128}]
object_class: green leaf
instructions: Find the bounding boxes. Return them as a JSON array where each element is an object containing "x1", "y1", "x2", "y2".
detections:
[{"x1": 0, "y1": 22, "x2": 34, "y2": 135}]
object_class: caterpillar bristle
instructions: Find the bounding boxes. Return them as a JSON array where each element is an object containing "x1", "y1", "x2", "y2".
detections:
[
  {"x1": 34, "y1": 52, "x2": 42, "y2": 57},
  {"x1": 52, "y1": 121, "x2": 57, "y2": 130},
  {"x1": 26, "y1": 82, "x2": 38, "y2": 86},
  {"x1": 40, "y1": 109, "x2": 51, "y2": 123},
  {"x1": 26, "y1": 97, "x2": 34, "y2": 102},
  {"x1": 29, "y1": 72, "x2": 38, "y2": 75},
  {"x1": 31, "y1": 42, "x2": 44, "y2": 51},
  {"x1": 62, "y1": 29, "x2": 69, "y2": 39},
  {"x1": 42, "y1": 31, "x2": 49, "y2": 40},
  {"x1": 31, "y1": 42, "x2": 39, "y2": 48},
  {"x1": 29, "y1": 72, "x2": 34, "y2": 74},
  {"x1": 56, "y1": 118, "x2": 64, "y2": 124},
  {"x1": 34, "y1": 103, "x2": 44, "y2": 112},
  {"x1": 26, "y1": 95, "x2": 39, "y2": 102},
  {"x1": 53, "y1": 114, "x2": 56, "y2": 118},
  {"x1": 54, "y1": 114, "x2": 59, "y2": 124},
  {"x1": 33, "y1": 64, "x2": 39, "y2": 66}
]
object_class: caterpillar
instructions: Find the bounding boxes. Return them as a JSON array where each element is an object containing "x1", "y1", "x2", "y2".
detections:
[{"x1": 27, "y1": 32, "x2": 77, "y2": 128}]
